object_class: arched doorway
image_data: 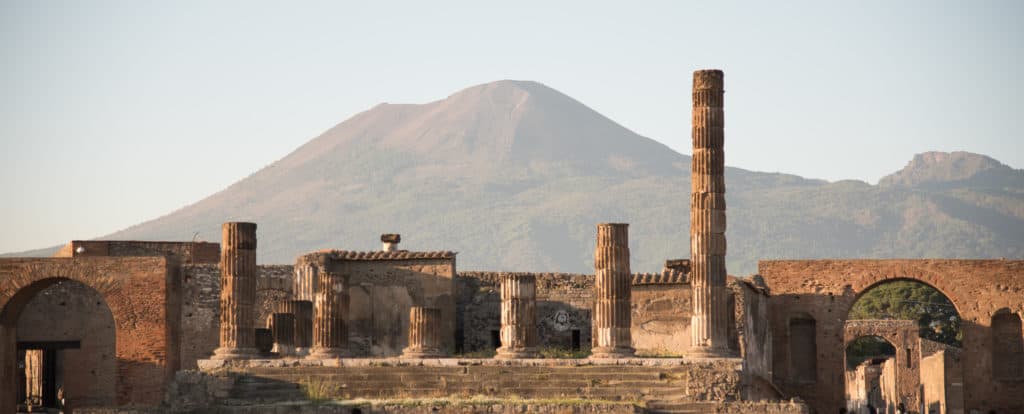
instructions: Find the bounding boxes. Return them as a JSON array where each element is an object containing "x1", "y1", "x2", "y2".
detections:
[
  {"x1": 14, "y1": 279, "x2": 116, "y2": 411},
  {"x1": 845, "y1": 335, "x2": 897, "y2": 414},
  {"x1": 1, "y1": 256, "x2": 178, "y2": 413},
  {"x1": 844, "y1": 279, "x2": 963, "y2": 414}
]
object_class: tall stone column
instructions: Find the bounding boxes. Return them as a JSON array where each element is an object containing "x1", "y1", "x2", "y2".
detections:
[
  {"x1": 212, "y1": 222, "x2": 258, "y2": 360},
  {"x1": 591, "y1": 223, "x2": 635, "y2": 358},
  {"x1": 689, "y1": 69, "x2": 732, "y2": 357},
  {"x1": 293, "y1": 261, "x2": 317, "y2": 302},
  {"x1": 309, "y1": 269, "x2": 350, "y2": 359},
  {"x1": 401, "y1": 307, "x2": 444, "y2": 358},
  {"x1": 292, "y1": 300, "x2": 314, "y2": 355},
  {"x1": 496, "y1": 273, "x2": 539, "y2": 358}
]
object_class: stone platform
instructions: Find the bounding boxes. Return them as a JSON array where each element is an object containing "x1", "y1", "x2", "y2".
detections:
[{"x1": 177, "y1": 358, "x2": 807, "y2": 413}]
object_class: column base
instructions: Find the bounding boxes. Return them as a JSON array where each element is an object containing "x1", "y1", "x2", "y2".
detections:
[
  {"x1": 210, "y1": 347, "x2": 259, "y2": 360},
  {"x1": 495, "y1": 346, "x2": 539, "y2": 359},
  {"x1": 686, "y1": 346, "x2": 735, "y2": 359},
  {"x1": 589, "y1": 346, "x2": 635, "y2": 359},
  {"x1": 306, "y1": 347, "x2": 350, "y2": 360},
  {"x1": 401, "y1": 347, "x2": 446, "y2": 358},
  {"x1": 271, "y1": 344, "x2": 295, "y2": 357}
]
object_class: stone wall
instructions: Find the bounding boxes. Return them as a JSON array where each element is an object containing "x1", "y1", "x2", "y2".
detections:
[
  {"x1": 920, "y1": 346, "x2": 965, "y2": 414},
  {"x1": 761, "y1": 259, "x2": 1024, "y2": 413},
  {"x1": 458, "y1": 272, "x2": 594, "y2": 353},
  {"x1": 729, "y1": 276, "x2": 774, "y2": 399},
  {"x1": 180, "y1": 264, "x2": 295, "y2": 369},
  {"x1": 55, "y1": 240, "x2": 220, "y2": 264},
  {"x1": 342, "y1": 258, "x2": 456, "y2": 356}
]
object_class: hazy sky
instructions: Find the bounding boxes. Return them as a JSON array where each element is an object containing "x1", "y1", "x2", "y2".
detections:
[{"x1": 1, "y1": 1, "x2": 1022, "y2": 253}]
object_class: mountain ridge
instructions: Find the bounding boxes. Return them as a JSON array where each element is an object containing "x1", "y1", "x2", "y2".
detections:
[{"x1": 4, "y1": 80, "x2": 1022, "y2": 273}]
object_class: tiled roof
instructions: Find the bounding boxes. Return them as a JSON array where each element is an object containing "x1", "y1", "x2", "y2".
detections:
[
  {"x1": 631, "y1": 268, "x2": 689, "y2": 285},
  {"x1": 307, "y1": 250, "x2": 457, "y2": 261}
]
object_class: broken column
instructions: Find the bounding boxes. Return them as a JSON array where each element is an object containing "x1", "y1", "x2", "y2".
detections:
[
  {"x1": 689, "y1": 69, "x2": 732, "y2": 357},
  {"x1": 591, "y1": 223, "x2": 635, "y2": 358},
  {"x1": 496, "y1": 273, "x2": 539, "y2": 358},
  {"x1": 212, "y1": 222, "x2": 258, "y2": 360},
  {"x1": 271, "y1": 301, "x2": 297, "y2": 356},
  {"x1": 309, "y1": 267, "x2": 350, "y2": 359},
  {"x1": 401, "y1": 306, "x2": 444, "y2": 358},
  {"x1": 292, "y1": 300, "x2": 314, "y2": 356}
]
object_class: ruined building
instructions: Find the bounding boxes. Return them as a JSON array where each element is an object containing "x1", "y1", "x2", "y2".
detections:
[{"x1": 1, "y1": 70, "x2": 1022, "y2": 414}]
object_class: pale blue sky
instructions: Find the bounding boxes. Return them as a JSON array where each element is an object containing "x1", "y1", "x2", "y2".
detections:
[{"x1": 1, "y1": 1, "x2": 1022, "y2": 253}]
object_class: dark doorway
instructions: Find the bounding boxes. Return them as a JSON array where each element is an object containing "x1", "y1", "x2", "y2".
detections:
[
  {"x1": 571, "y1": 329, "x2": 581, "y2": 351},
  {"x1": 490, "y1": 330, "x2": 501, "y2": 349},
  {"x1": 17, "y1": 341, "x2": 80, "y2": 411}
]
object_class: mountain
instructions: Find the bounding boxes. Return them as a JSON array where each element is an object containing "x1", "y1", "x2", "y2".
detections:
[{"x1": 6, "y1": 81, "x2": 1023, "y2": 273}]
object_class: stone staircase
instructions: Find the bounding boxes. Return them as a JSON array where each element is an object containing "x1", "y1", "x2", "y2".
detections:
[{"x1": 183, "y1": 358, "x2": 809, "y2": 413}]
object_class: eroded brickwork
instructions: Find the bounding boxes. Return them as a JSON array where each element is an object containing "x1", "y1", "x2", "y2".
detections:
[{"x1": 0, "y1": 257, "x2": 179, "y2": 412}]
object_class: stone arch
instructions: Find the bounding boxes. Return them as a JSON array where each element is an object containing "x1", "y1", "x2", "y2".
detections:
[
  {"x1": 843, "y1": 320, "x2": 921, "y2": 412},
  {"x1": 16, "y1": 278, "x2": 117, "y2": 409},
  {"x1": 842, "y1": 276, "x2": 965, "y2": 324},
  {"x1": 0, "y1": 257, "x2": 178, "y2": 413}
]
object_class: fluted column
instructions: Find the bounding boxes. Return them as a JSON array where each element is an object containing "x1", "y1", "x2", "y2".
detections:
[
  {"x1": 496, "y1": 273, "x2": 539, "y2": 358},
  {"x1": 689, "y1": 69, "x2": 732, "y2": 357},
  {"x1": 401, "y1": 307, "x2": 444, "y2": 358},
  {"x1": 212, "y1": 222, "x2": 258, "y2": 360},
  {"x1": 591, "y1": 223, "x2": 635, "y2": 358},
  {"x1": 309, "y1": 269, "x2": 350, "y2": 359},
  {"x1": 292, "y1": 300, "x2": 314, "y2": 355},
  {"x1": 293, "y1": 261, "x2": 317, "y2": 302}
]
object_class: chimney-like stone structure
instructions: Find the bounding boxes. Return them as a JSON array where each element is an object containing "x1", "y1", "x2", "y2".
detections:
[
  {"x1": 381, "y1": 233, "x2": 401, "y2": 252},
  {"x1": 591, "y1": 223, "x2": 635, "y2": 358},
  {"x1": 401, "y1": 306, "x2": 444, "y2": 358},
  {"x1": 496, "y1": 273, "x2": 539, "y2": 359},
  {"x1": 212, "y1": 222, "x2": 258, "y2": 360},
  {"x1": 271, "y1": 312, "x2": 296, "y2": 356},
  {"x1": 689, "y1": 69, "x2": 731, "y2": 357},
  {"x1": 309, "y1": 268, "x2": 350, "y2": 359},
  {"x1": 292, "y1": 300, "x2": 314, "y2": 356}
]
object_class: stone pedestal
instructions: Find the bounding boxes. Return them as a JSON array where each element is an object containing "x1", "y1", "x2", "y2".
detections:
[
  {"x1": 689, "y1": 69, "x2": 732, "y2": 358},
  {"x1": 402, "y1": 307, "x2": 445, "y2": 358},
  {"x1": 271, "y1": 312, "x2": 296, "y2": 356},
  {"x1": 292, "y1": 300, "x2": 313, "y2": 356},
  {"x1": 496, "y1": 273, "x2": 539, "y2": 359},
  {"x1": 255, "y1": 328, "x2": 274, "y2": 357},
  {"x1": 24, "y1": 349, "x2": 43, "y2": 409},
  {"x1": 309, "y1": 270, "x2": 350, "y2": 359},
  {"x1": 591, "y1": 223, "x2": 635, "y2": 358},
  {"x1": 212, "y1": 222, "x2": 259, "y2": 360}
]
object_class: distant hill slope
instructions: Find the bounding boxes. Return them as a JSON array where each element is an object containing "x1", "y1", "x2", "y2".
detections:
[{"x1": 6, "y1": 81, "x2": 1023, "y2": 273}]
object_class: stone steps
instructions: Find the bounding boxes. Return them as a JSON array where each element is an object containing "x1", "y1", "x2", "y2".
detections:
[{"x1": 645, "y1": 401, "x2": 721, "y2": 413}]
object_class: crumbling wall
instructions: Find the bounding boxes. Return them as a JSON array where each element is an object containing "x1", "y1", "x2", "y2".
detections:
[
  {"x1": 457, "y1": 272, "x2": 593, "y2": 353},
  {"x1": 920, "y1": 344, "x2": 965, "y2": 414},
  {"x1": 631, "y1": 283, "x2": 689, "y2": 355},
  {"x1": 179, "y1": 264, "x2": 295, "y2": 368},
  {"x1": 343, "y1": 259, "x2": 456, "y2": 356},
  {"x1": 55, "y1": 240, "x2": 219, "y2": 264}
]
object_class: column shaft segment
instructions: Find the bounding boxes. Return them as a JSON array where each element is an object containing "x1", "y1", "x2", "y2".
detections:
[
  {"x1": 309, "y1": 269, "x2": 350, "y2": 359},
  {"x1": 689, "y1": 69, "x2": 732, "y2": 357},
  {"x1": 591, "y1": 223, "x2": 634, "y2": 358},
  {"x1": 401, "y1": 307, "x2": 444, "y2": 358},
  {"x1": 212, "y1": 222, "x2": 258, "y2": 360},
  {"x1": 292, "y1": 300, "x2": 314, "y2": 355},
  {"x1": 496, "y1": 273, "x2": 539, "y2": 358}
]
